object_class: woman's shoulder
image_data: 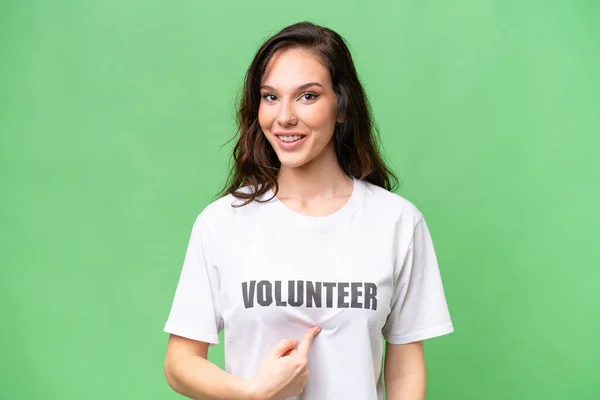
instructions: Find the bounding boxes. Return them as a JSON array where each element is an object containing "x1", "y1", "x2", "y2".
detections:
[
  {"x1": 194, "y1": 184, "x2": 268, "y2": 225},
  {"x1": 359, "y1": 179, "x2": 424, "y2": 222}
]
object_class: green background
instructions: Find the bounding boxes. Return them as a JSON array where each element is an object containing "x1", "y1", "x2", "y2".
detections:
[{"x1": 1, "y1": 1, "x2": 599, "y2": 399}]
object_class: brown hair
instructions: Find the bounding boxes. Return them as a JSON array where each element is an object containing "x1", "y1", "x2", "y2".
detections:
[{"x1": 217, "y1": 21, "x2": 399, "y2": 206}]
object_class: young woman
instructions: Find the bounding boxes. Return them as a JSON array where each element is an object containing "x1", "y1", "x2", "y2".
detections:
[{"x1": 163, "y1": 21, "x2": 454, "y2": 400}]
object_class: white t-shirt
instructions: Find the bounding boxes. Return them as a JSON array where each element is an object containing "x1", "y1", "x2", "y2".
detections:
[{"x1": 164, "y1": 176, "x2": 454, "y2": 399}]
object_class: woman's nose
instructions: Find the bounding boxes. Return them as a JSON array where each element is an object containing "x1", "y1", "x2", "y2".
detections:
[{"x1": 277, "y1": 102, "x2": 298, "y2": 126}]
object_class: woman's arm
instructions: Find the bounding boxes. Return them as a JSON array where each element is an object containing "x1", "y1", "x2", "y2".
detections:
[
  {"x1": 384, "y1": 341, "x2": 427, "y2": 400},
  {"x1": 164, "y1": 334, "x2": 254, "y2": 400},
  {"x1": 164, "y1": 328, "x2": 320, "y2": 400}
]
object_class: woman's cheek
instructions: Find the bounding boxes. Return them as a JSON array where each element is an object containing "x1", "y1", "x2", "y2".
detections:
[
  {"x1": 308, "y1": 108, "x2": 334, "y2": 136},
  {"x1": 257, "y1": 109, "x2": 267, "y2": 128},
  {"x1": 301, "y1": 106, "x2": 324, "y2": 128},
  {"x1": 258, "y1": 104, "x2": 275, "y2": 126}
]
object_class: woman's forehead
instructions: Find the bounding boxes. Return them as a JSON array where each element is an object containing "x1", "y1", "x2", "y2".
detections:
[{"x1": 262, "y1": 48, "x2": 331, "y2": 89}]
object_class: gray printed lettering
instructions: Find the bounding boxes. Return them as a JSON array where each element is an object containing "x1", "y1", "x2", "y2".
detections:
[
  {"x1": 323, "y1": 282, "x2": 336, "y2": 308},
  {"x1": 240, "y1": 280, "x2": 378, "y2": 310},
  {"x1": 275, "y1": 280, "x2": 287, "y2": 306},
  {"x1": 306, "y1": 281, "x2": 322, "y2": 308},
  {"x1": 242, "y1": 280, "x2": 256, "y2": 308},
  {"x1": 350, "y1": 282, "x2": 363, "y2": 308},
  {"x1": 364, "y1": 282, "x2": 378, "y2": 310},
  {"x1": 288, "y1": 280, "x2": 304, "y2": 307},
  {"x1": 257, "y1": 280, "x2": 273, "y2": 306},
  {"x1": 337, "y1": 282, "x2": 349, "y2": 308}
]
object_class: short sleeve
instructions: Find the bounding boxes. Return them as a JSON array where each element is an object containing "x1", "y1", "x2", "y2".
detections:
[
  {"x1": 382, "y1": 215, "x2": 454, "y2": 344},
  {"x1": 163, "y1": 213, "x2": 223, "y2": 346}
]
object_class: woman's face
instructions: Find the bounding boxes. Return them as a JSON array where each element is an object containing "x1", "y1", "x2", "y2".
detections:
[{"x1": 258, "y1": 47, "x2": 342, "y2": 170}]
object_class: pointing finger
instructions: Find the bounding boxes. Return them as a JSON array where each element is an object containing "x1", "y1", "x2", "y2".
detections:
[
  {"x1": 282, "y1": 346, "x2": 296, "y2": 357},
  {"x1": 273, "y1": 339, "x2": 298, "y2": 358},
  {"x1": 296, "y1": 327, "x2": 321, "y2": 356}
]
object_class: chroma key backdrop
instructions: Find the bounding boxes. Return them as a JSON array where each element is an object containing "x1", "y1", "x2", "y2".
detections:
[{"x1": 1, "y1": 1, "x2": 599, "y2": 399}]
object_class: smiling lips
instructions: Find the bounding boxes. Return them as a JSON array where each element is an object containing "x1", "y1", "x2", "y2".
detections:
[
  {"x1": 279, "y1": 134, "x2": 304, "y2": 142},
  {"x1": 275, "y1": 133, "x2": 307, "y2": 150}
]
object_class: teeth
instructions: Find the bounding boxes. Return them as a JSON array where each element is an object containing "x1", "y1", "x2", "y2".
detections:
[{"x1": 279, "y1": 135, "x2": 303, "y2": 142}]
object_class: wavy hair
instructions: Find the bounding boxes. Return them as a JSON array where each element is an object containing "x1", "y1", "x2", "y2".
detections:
[{"x1": 217, "y1": 21, "x2": 399, "y2": 206}]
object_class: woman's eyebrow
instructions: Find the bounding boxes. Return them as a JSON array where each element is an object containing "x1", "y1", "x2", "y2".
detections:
[{"x1": 259, "y1": 82, "x2": 324, "y2": 91}]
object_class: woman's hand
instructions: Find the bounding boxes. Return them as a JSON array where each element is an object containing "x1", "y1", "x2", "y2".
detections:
[{"x1": 246, "y1": 326, "x2": 322, "y2": 400}]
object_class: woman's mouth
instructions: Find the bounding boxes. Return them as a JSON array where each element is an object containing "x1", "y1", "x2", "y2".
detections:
[{"x1": 276, "y1": 134, "x2": 307, "y2": 150}]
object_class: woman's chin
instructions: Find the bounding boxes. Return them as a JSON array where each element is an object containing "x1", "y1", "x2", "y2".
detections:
[{"x1": 278, "y1": 155, "x2": 311, "y2": 170}]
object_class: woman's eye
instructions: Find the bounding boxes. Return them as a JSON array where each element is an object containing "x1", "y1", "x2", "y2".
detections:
[
  {"x1": 302, "y1": 92, "x2": 318, "y2": 101},
  {"x1": 261, "y1": 92, "x2": 318, "y2": 102}
]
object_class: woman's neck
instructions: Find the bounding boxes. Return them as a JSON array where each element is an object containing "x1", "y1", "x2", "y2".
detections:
[{"x1": 275, "y1": 145, "x2": 353, "y2": 201}]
